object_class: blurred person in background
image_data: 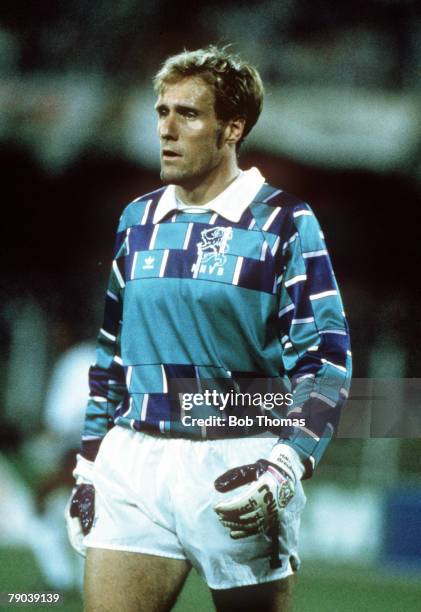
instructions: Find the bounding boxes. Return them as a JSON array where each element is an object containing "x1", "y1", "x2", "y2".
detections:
[
  {"x1": 0, "y1": 314, "x2": 95, "y2": 592},
  {"x1": 66, "y1": 46, "x2": 351, "y2": 611}
]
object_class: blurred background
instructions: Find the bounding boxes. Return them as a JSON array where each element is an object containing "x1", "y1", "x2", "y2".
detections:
[{"x1": 1, "y1": 0, "x2": 420, "y2": 610}]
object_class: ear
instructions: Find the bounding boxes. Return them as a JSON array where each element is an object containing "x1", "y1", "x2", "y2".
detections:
[{"x1": 224, "y1": 117, "x2": 246, "y2": 146}]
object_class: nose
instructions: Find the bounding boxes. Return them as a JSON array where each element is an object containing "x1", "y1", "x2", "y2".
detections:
[{"x1": 159, "y1": 112, "x2": 178, "y2": 141}]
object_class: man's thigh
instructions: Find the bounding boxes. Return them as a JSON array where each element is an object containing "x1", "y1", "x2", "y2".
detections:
[
  {"x1": 211, "y1": 575, "x2": 295, "y2": 612},
  {"x1": 84, "y1": 548, "x2": 190, "y2": 612}
]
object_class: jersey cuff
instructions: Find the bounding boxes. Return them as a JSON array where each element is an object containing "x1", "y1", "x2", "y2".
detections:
[{"x1": 279, "y1": 423, "x2": 334, "y2": 479}]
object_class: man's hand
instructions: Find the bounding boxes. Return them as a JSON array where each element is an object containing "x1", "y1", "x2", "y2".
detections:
[
  {"x1": 65, "y1": 455, "x2": 95, "y2": 557},
  {"x1": 213, "y1": 444, "x2": 302, "y2": 539}
]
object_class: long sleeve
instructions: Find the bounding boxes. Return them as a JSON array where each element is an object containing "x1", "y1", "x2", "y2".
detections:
[
  {"x1": 81, "y1": 223, "x2": 128, "y2": 461},
  {"x1": 277, "y1": 203, "x2": 352, "y2": 478}
]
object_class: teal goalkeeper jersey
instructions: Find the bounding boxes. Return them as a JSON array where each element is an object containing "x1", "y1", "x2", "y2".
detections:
[{"x1": 82, "y1": 179, "x2": 352, "y2": 477}]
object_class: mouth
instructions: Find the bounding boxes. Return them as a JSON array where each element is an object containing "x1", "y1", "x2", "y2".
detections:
[{"x1": 162, "y1": 149, "x2": 181, "y2": 160}]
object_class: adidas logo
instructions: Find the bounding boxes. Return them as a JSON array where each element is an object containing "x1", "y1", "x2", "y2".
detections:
[{"x1": 142, "y1": 256, "x2": 155, "y2": 270}]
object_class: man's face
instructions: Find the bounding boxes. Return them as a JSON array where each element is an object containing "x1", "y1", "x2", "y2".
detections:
[{"x1": 155, "y1": 76, "x2": 226, "y2": 188}]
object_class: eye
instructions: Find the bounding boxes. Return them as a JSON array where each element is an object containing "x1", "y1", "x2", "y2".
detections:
[{"x1": 181, "y1": 109, "x2": 197, "y2": 119}]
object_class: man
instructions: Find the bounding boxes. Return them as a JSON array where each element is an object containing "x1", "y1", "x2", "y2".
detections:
[{"x1": 67, "y1": 46, "x2": 351, "y2": 611}]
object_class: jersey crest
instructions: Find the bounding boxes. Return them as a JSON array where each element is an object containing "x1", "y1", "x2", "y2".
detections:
[{"x1": 192, "y1": 226, "x2": 233, "y2": 276}]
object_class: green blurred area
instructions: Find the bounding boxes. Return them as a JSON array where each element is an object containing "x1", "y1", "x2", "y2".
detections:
[{"x1": 1, "y1": 548, "x2": 420, "y2": 612}]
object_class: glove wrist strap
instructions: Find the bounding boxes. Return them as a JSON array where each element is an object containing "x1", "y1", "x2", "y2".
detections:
[{"x1": 269, "y1": 443, "x2": 305, "y2": 482}]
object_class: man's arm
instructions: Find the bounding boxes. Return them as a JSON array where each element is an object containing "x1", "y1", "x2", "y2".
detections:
[
  {"x1": 277, "y1": 203, "x2": 352, "y2": 478},
  {"x1": 81, "y1": 224, "x2": 128, "y2": 461},
  {"x1": 66, "y1": 215, "x2": 128, "y2": 555}
]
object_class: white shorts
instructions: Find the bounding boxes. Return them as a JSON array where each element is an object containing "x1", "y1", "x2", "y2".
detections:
[{"x1": 85, "y1": 426, "x2": 306, "y2": 590}]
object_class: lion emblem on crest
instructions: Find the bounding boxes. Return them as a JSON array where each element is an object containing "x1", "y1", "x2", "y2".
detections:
[{"x1": 192, "y1": 226, "x2": 233, "y2": 275}]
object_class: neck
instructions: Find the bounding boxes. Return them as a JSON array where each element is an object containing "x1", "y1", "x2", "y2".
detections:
[{"x1": 175, "y1": 157, "x2": 240, "y2": 205}]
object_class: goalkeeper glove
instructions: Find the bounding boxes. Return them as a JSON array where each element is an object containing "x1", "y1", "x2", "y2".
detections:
[
  {"x1": 65, "y1": 454, "x2": 95, "y2": 557},
  {"x1": 213, "y1": 444, "x2": 303, "y2": 540}
]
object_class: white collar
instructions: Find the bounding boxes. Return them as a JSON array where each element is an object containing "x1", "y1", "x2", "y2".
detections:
[{"x1": 153, "y1": 167, "x2": 265, "y2": 224}]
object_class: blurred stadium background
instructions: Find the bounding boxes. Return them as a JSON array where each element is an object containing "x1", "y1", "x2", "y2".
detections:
[{"x1": 1, "y1": 0, "x2": 420, "y2": 610}]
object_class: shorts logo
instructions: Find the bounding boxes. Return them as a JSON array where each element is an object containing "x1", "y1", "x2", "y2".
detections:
[{"x1": 192, "y1": 226, "x2": 233, "y2": 276}]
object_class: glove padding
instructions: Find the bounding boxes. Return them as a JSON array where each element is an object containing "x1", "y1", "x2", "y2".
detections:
[
  {"x1": 213, "y1": 445, "x2": 298, "y2": 540},
  {"x1": 65, "y1": 455, "x2": 95, "y2": 557}
]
